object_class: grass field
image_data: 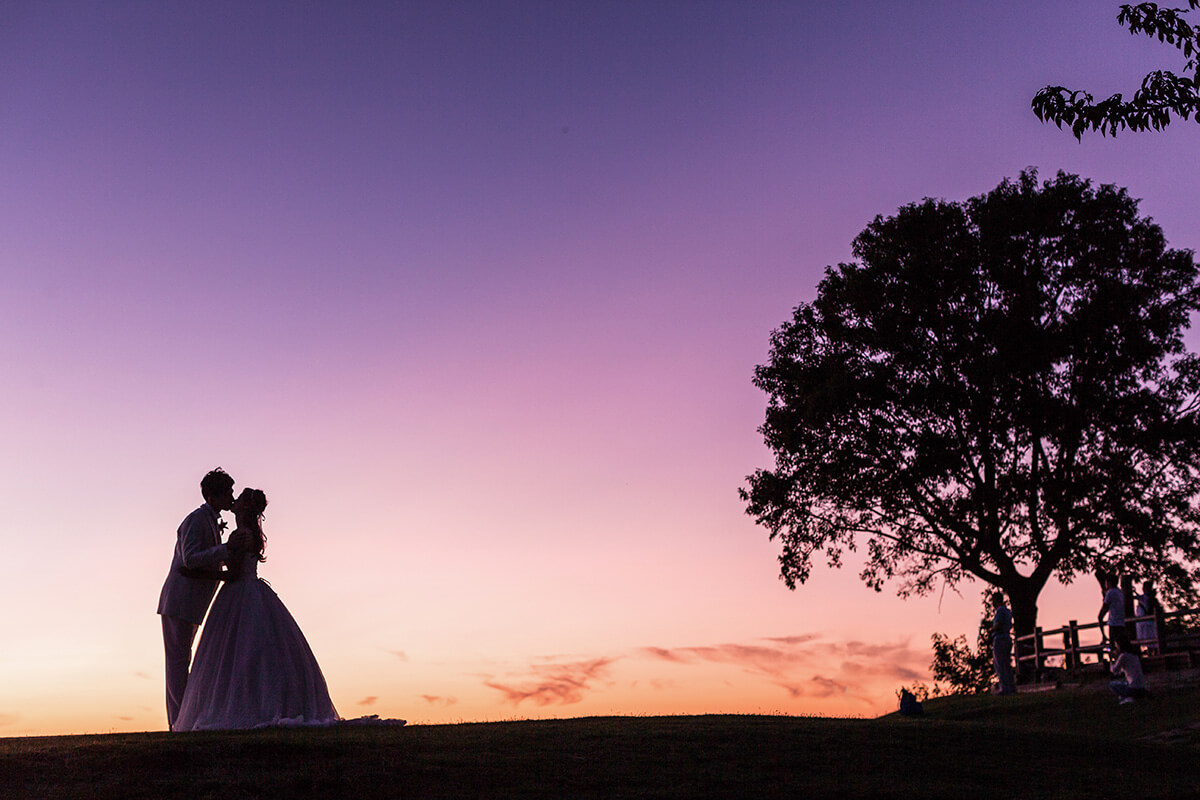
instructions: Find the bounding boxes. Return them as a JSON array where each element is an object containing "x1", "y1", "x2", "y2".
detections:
[{"x1": 4, "y1": 682, "x2": 1200, "y2": 799}]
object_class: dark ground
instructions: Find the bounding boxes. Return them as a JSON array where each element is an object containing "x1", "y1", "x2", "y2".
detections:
[{"x1": 4, "y1": 684, "x2": 1200, "y2": 799}]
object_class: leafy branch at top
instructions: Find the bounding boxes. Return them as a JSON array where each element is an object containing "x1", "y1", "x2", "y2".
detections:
[{"x1": 1032, "y1": 1, "x2": 1200, "y2": 138}]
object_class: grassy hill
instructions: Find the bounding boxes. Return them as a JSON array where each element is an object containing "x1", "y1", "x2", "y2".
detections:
[{"x1": 4, "y1": 683, "x2": 1200, "y2": 799}]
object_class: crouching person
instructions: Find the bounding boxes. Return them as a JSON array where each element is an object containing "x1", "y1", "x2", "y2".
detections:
[{"x1": 1110, "y1": 638, "x2": 1148, "y2": 705}]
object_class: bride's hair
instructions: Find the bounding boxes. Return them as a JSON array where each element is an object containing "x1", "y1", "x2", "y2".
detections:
[{"x1": 240, "y1": 488, "x2": 269, "y2": 562}]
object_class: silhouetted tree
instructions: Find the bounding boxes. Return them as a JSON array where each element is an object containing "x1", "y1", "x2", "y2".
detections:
[
  {"x1": 929, "y1": 592, "x2": 1000, "y2": 696},
  {"x1": 1033, "y1": 1, "x2": 1200, "y2": 137},
  {"x1": 742, "y1": 170, "x2": 1200, "y2": 644}
]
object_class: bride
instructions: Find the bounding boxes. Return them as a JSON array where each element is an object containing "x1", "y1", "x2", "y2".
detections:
[{"x1": 173, "y1": 488, "x2": 340, "y2": 731}]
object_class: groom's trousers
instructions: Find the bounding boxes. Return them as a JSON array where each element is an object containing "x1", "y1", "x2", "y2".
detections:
[{"x1": 162, "y1": 615, "x2": 199, "y2": 730}]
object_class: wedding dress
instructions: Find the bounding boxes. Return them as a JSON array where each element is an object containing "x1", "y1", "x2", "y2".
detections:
[{"x1": 173, "y1": 548, "x2": 340, "y2": 731}]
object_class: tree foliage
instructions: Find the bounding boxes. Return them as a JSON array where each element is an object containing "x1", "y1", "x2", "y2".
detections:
[
  {"x1": 1032, "y1": 2, "x2": 1200, "y2": 138},
  {"x1": 741, "y1": 170, "x2": 1200, "y2": 638},
  {"x1": 929, "y1": 592, "x2": 1001, "y2": 696}
]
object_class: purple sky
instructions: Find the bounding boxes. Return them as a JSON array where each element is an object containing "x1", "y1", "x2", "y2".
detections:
[{"x1": 1, "y1": 1, "x2": 1197, "y2": 735}]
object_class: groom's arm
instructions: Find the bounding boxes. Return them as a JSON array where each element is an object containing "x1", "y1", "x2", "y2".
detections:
[
  {"x1": 177, "y1": 529, "x2": 255, "y2": 580},
  {"x1": 178, "y1": 512, "x2": 229, "y2": 571},
  {"x1": 178, "y1": 566, "x2": 228, "y2": 580}
]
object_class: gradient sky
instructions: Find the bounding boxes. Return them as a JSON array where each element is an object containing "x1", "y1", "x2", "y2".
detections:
[{"x1": 2, "y1": 1, "x2": 1198, "y2": 737}]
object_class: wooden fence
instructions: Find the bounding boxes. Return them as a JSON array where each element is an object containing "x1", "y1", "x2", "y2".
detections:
[{"x1": 1014, "y1": 606, "x2": 1200, "y2": 677}]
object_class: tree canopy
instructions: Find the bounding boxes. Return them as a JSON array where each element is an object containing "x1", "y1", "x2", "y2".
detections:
[
  {"x1": 741, "y1": 170, "x2": 1200, "y2": 637},
  {"x1": 1032, "y1": 2, "x2": 1200, "y2": 138}
]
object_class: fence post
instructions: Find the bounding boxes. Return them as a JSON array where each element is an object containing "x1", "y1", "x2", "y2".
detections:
[
  {"x1": 1033, "y1": 626, "x2": 1044, "y2": 676},
  {"x1": 1153, "y1": 608, "x2": 1167, "y2": 655},
  {"x1": 1066, "y1": 620, "x2": 1080, "y2": 670}
]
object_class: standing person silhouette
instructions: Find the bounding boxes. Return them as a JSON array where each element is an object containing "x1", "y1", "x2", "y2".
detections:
[
  {"x1": 1098, "y1": 571, "x2": 1128, "y2": 651},
  {"x1": 1136, "y1": 579, "x2": 1159, "y2": 653},
  {"x1": 990, "y1": 590, "x2": 1017, "y2": 695},
  {"x1": 156, "y1": 468, "x2": 247, "y2": 730}
]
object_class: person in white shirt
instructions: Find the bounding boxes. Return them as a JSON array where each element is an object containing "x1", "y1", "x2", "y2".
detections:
[
  {"x1": 1135, "y1": 579, "x2": 1159, "y2": 653},
  {"x1": 1109, "y1": 639, "x2": 1147, "y2": 704},
  {"x1": 1098, "y1": 571, "x2": 1128, "y2": 650},
  {"x1": 990, "y1": 590, "x2": 1017, "y2": 695}
]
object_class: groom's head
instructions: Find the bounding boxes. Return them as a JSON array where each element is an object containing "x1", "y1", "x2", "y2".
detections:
[{"x1": 201, "y1": 468, "x2": 236, "y2": 512}]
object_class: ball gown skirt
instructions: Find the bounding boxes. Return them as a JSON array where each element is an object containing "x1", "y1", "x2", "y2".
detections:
[{"x1": 173, "y1": 559, "x2": 340, "y2": 731}]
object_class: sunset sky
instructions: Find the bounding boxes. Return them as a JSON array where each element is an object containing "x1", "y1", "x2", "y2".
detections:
[{"x1": 2, "y1": 1, "x2": 1198, "y2": 737}]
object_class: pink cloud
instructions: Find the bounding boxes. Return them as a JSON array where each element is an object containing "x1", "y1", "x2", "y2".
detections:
[
  {"x1": 645, "y1": 639, "x2": 819, "y2": 678},
  {"x1": 808, "y1": 676, "x2": 848, "y2": 697},
  {"x1": 421, "y1": 695, "x2": 458, "y2": 707},
  {"x1": 840, "y1": 660, "x2": 924, "y2": 682},
  {"x1": 358, "y1": 696, "x2": 378, "y2": 706},
  {"x1": 777, "y1": 676, "x2": 881, "y2": 708},
  {"x1": 640, "y1": 646, "x2": 692, "y2": 663},
  {"x1": 638, "y1": 634, "x2": 929, "y2": 707},
  {"x1": 764, "y1": 634, "x2": 822, "y2": 646},
  {"x1": 485, "y1": 657, "x2": 617, "y2": 706},
  {"x1": 840, "y1": 641, "x2": 923, "y2": 660}
]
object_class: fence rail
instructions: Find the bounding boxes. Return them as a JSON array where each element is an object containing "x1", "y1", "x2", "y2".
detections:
[{"x1": 1014, "y1": 606, "x2": 1200, "y2": 677}]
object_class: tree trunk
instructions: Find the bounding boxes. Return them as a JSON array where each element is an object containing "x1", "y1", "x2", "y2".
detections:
[
  {"x1": 1120, "y1": 574, "x2": 1135, "y2": 621},
  {"x1": 1006, "y1": 583, "x2": 1041, "y2": 683}
]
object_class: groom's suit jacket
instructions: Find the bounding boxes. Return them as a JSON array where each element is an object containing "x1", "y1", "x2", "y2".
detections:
[{"x1": 156, "y1": 503, "x2": 229, "y2": 626}]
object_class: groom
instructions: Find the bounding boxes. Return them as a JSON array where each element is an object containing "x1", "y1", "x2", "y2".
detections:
[{"x1": 156, "y1": 468, "x2": 248, "y2": 729}]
